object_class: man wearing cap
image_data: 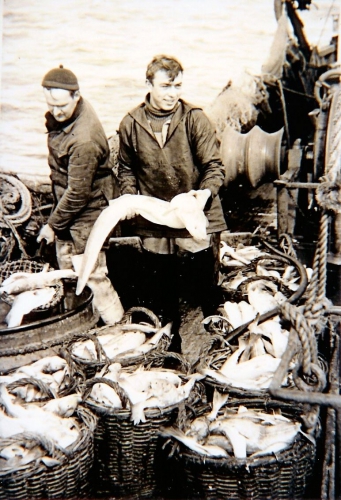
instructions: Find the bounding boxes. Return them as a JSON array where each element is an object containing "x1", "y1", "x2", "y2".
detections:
[
  {"x1": 118, "y1": 55, "x2": 226, "y2": 350},
  {"x1": 38, "y1": 65, "x2": 124, "y2": 325}
]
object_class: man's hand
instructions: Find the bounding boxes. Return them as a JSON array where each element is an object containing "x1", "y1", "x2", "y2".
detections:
[{"x1": 37, "y1": 224, "x2": 55, "y2": 244}]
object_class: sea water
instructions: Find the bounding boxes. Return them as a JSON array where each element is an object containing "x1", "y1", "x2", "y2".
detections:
[{"x1": 0, "y1": 0, "x2": 337, "y2": 185}]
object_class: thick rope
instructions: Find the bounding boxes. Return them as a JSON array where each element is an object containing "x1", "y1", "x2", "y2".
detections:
[
  {"x1": 0, "y1": 174, "x2": 32, "y2": 226},
  {"x1": 303, "y1": 211, "x2": 329, "y2": 324}
]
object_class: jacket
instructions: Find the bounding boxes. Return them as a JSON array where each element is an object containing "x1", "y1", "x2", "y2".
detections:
[
  {"x1": 46, "y1": 97, "x2": 113, "y2": 233},
  {"x1": 118, "y1": 99, "x2": 227, "y2": 237}
]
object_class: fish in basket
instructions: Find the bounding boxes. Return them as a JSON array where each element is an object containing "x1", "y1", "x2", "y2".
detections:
[
  {"x1": 66, "y1": 306, "x2": 173, "y2": 379},
  {"x1": 0, "y1": 355, "x2": 77, "y2": 402},
  {"x1": 0, "y1": 259, "x2": 76, "y2": 328},
  {"x1": 195, "y1": 312, "x2": 296, "y2": 401},
  {"x1": 82, "y1": 361, "x2": 205, "y2": 498},
  {"x1": 159, "y1": 392, "x2": 317, "y2": 500},
  {"x1": 0, "y1": 384, "x2": 97, "y2": 499}
]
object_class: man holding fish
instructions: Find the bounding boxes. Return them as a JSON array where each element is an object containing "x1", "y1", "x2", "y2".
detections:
[
  {"x1": 37, "y1": 65, "x2": 124, "y2": 325},
  {"x1": 117, "y1": 54, "x2": 226, "y2": 348}
]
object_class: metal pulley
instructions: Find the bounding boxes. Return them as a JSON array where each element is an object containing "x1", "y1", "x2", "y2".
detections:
[{"x1": 220, "y1": 125, "x2": 284, "y2": 188}]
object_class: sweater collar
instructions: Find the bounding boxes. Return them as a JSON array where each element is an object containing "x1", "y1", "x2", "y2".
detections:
[{"x1": 129, "y1": 98, "x2": 199, "y2": 144}]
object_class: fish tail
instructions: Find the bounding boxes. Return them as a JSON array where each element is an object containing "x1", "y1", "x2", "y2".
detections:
[{"x1": 131, "y1": 403, "x2": 147, "y2": 425}]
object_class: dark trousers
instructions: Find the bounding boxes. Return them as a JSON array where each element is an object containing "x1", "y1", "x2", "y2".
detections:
[{"x1": 107, "y1": 235, "x2": 222, "y2": 350}]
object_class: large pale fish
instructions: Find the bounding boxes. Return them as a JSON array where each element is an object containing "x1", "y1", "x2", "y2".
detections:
[
  {"x1": 122, "y1": 322, "x2": 172, "y2": 357},
  {"x1": 160, "y1": 427, "x2": 228, "y2": 457},
  {"x1": 5, "y1": 287, "x2": 56, "y2": 328},
  {"x1": 90, "y1": 381, "x2": 123, "y2": 408},
  {"x1": 0, "y1": 385, "x2": 79, "y2": 449},
  {"x1": 0, "y1": 443, "x2": 45, "y2": 469},
  {"x1": 206, "y1": 390, "x2": 229, "y2": 421},
  {"x1": 42, "y1": 394, "x2": 82, "y2": 417},
  {"x1": 0, "y1": 408, "x2": 25, "y2": 438},
  {"x1": 204, "y1": 434, "x2": 233, "y2": 453},
  {"x1": 0, "y1": 269, "x2": 76, "y2": 295},
  {"x1": 72, "y1": 331, "x2": 146, "y2": 360},
  {"x1": 249, "y1": 420, "x2": 301, "y2": 458},
  {"x1": 223, "y1": 300, "x2": 257, "y2": 329},
  {"x1": 130, "y1": 373, "x2": 203, "y2": 424},
  {"x1": 257, "y1": 264, "x2": 300, "y2": 291},
  {"x1": 221, "y1": 353, "x2": 281, "y2": 389},
  {"x1": 101, "y1": 331, "x2": 146, "y2": 359},
  {"x1": 248, "y1": 317, "x2": 289, "y2": 358},
  {"x1": 209, "y1": 418, "x2": 257, "y2": 458},
  {"x1": 247, "y1": 281, "x2": 288, "y2": 316},
  {"x1": 76, "y1": 190, "x2": 210, "y2": 295},
  {"x1": 220, "y1": 242, "x2": 251, "y2": 265},
  {"x1": 186, "y1": 416, "x2": 210, "y2": 439},
  {"x1": 17, "y1": 355, "x2": 67, "y2": 377}
]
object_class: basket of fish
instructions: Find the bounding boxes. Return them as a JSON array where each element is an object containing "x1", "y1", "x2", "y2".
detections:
[
  {"x1": 0, "y1": 384, "x2": 97, "y2": 500},
  {"x1": 2, "y1": 355, "x2": 77, "y2": 402},
  {"x1": 66, "y1": 306, "x2": 173, "y2": 379},
  {"x1": 82, "y1": 361, "x2": 205, "y2": 498},
  {"x1": 0, "y1": 259, "x2": 77, "y2": 328},
  {"x1": 196, "y1": 242, "x2": 311, "y2": 399},
  {"x1": 160, "y1": 392, "x2": 316, "y2": 500}
]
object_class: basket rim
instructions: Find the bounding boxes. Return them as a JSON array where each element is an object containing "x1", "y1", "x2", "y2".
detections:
[
  {"x1": 0, "y1": 406, "x2": 96, "y2": 478},
  {"x1": 84, "y1": 378, "x2": 203, "y2": 419},
  {"x1": 0, "y1": 259, "x2": 64, "y2": 311},
  {"x1": 68, "y1": 327, "x2": 172, "y2": 368},
  {"x1": 177, "y1": 431, "x2": 315, "y2": 468}
]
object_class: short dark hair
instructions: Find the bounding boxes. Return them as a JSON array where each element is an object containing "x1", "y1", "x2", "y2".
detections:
[{"x1": 146, "y1": 55, "x2": 183, "y2": 83}]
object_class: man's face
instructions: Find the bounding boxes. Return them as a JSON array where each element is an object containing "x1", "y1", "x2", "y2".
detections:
[
  {"x1": 147, "y1": 69, "x2": 183, "y2": 111},
  {"x1": 43, "y1": 88, "x2": 80, "y2": 122}
]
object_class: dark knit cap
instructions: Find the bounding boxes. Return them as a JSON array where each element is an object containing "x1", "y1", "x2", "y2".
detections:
[{"x1": 41, "y1": 65, "x2": 79, "y2": 90}]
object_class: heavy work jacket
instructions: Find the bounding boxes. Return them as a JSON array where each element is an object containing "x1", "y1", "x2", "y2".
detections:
[
  {"x1": 118, "y1": 99, "x2": 227, "y2": 238},
  {"x1": 46, "y1": 97, "x2": 113, "y2": 234}
]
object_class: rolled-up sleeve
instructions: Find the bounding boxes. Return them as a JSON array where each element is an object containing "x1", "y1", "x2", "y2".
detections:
[{"x1": 48, "y1": 141, "x2": 100, "y2": 232}]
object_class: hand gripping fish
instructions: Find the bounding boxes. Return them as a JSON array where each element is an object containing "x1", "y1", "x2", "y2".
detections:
[{"x1": 76, "y1": 190, "x2": 210, "y2": 295}]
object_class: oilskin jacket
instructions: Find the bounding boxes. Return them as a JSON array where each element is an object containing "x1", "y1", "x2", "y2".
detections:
[
  {"x1": 118, "y1": 99, "x2": 227, "y2": 238},
  {"x1": 46, "y1": 97, "x2": 113, "y2": 235}
]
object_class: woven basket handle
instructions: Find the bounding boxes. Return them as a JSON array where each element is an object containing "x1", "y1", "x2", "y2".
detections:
[
  {"x1": 82, "y1": 376, "x2": 130, "y2": 408},
  {"x1": 6, "y1": 376, "x2": 57, "y2": 401},
  {"x1": 66, "y1": 331, "x2": 110, "y2": 365},
  {"x1": 122, "y1": 306, "x2": 161, "y2": 329}
]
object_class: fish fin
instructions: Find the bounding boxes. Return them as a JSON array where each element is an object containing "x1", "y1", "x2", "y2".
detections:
[
  {"x1": 299, "y1": 430, "x2": 316, "y2": 445},
  {"x1": 226, "y1": 428, "x2": 247, "y2": 459}
]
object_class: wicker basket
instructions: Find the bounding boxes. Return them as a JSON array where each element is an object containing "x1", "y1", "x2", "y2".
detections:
[
  {"x1": 164, "y1": 398, "x2": 316, "y2": 500},
  {"x1": 0, "y1": 259, "x2": 64, "y2": 312},
  {"x1": 0, "y1": 406, "x2": 97, "y2": 500},
  {"x1": 84, "y1": 374, "x2": 205, "y2": 498},
  {"x1": 66, "y1": 306, "x2": 172, "y2": 379},
  {"x1": 5, "y1": 369, "x2": 78, "y2": 402}
]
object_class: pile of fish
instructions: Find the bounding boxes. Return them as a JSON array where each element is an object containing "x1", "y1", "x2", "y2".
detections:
[
  {"x1": 88, "y1": 363, "x2": 203, "y2": 425},
  {"x1": 220, "y1": 242, "x2": 268, "y2": 267},
  {"x1": 201, "y1": 283, "x2": 292, "y2": 390},
  {"x1": 0, "y1": 355, "x2": 72, "y2": 401},
  {"x1": 0, "y1": 266, "x2": 76, "y2": 328},
  {"x1": 161, "y1": 391, "x2": 306, "y2": 460},
  {"x1": 0, "y1": 384, "x2": 82, "y2": 471},
  {"x1": 71, "y1": 322, "x2": 172, "y2": 362},
  {"x1": 199, "y1": 243, "x2": 311, "y2": 391}
]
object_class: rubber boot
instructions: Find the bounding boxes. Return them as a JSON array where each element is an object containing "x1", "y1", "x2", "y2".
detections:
[{"x1": 72, "y1": 252, "x2": 124, "y2": 325}]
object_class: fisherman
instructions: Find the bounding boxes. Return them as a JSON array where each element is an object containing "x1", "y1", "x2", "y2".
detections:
[
  {"x1": 37, "y1": 65, "x2": 124, "y2": 325},
  {"x1": 117, "y1": 54, "x2": 226, "y2": 349}
]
